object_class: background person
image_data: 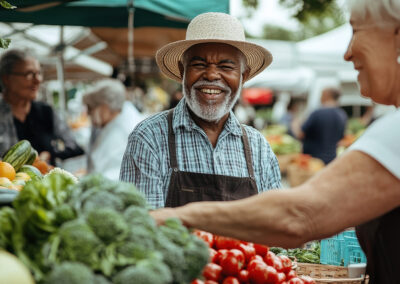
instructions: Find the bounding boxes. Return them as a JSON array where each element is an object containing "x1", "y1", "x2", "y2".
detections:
[
  {"x1": 120, "y1": 12, "x2": 281, "y2": 209},
  {"x1": 151, "y1": 1, "x2": 400, "y2": 282},
  {"x1": 293, "y1": 87, "x2": 347, "y2": 164},
  {"x1": 83, "y1": 79, "x2": 144, "y2": 180},
  {"x1": 0, "y1": 49, "x2": 83, "y2": 165}
]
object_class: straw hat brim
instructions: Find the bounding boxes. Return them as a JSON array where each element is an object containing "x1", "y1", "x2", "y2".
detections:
[{"x1": 156, "y1": 39, "x2": 273, "y2": 82}]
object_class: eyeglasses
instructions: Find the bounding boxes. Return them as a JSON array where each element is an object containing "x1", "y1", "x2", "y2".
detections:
[{"x1": 10, "y1": 71, "x2": 43, "y2": 80}]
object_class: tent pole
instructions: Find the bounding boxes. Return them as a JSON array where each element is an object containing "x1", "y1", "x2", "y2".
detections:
[
  {"x1": 127, "y1": 0, "x2": 135, "y2": 81},
  {"x1": 56, "y1": 25, "x2": 67, "y2": 120}
]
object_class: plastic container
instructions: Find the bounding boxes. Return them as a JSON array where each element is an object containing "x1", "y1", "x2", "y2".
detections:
[{"x1": 320, "y1": 230, "x2": 367, "y2": 266}]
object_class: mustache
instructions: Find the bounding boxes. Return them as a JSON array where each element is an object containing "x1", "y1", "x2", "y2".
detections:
[{"x1": 191, "y1": 80, "x2": 230, "y2": 92}]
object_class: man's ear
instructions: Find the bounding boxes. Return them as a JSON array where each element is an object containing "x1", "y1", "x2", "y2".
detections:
[
  {"x1": 178, "y1": 61, "x2": 184, "y2": 79},
  {"x1": 242, "y1": 65, "x2": 250, "y2": 82}
]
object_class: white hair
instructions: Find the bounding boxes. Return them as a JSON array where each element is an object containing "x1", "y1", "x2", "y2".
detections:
[
  {"x1": 83, "y1": 79, "x2": 126, "y2": 111},
  {"x1": 348, "y1": 0, "x2": 400, "y2": 27}
]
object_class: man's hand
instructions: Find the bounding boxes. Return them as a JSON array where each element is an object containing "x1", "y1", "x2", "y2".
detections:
[{"x1": 149, "y1": 207, "x2": 181, "y2": 226}]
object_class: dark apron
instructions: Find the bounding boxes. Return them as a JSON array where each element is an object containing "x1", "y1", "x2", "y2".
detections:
[
  {"x1": 356, "y1": 207, "x2": 400, "y2": 283},
  {"x1": 165, "y1": 109, "x2": 258, "y2": 208}
]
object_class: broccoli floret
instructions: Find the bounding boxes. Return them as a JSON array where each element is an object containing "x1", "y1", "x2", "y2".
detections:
[
  {"x1": 110, "y1": 182, "x2": 147, "y2": 208},
  {"x1": 113, "y1": 259, "x2": 172, "y2": 284},
  {"x1": 82, "y1": 191, "x2": 124, "y2": 213},
  {"x1": 182, "y1": 234, "x2": 210, "y2": 282},
  {"x1": 57, "y1": 219, "x2": 102, "y2": 267},
  {"x1": 93, "y1": 274, "x2": 112, "y2": 284},
  {"x1": 123, "y1": 206, "x2": 157, "y2": 231},
  {"x1": 155, "y1": 233, "x2": 186, "y2": 283},
  {"x1": 45, "y1": 262, "x2": 94, "y2": 284},
  {"x1": 159, "y1": 218, "x2": 191, "y2": 247},
  {"x1": 126, "y1": 226, "x2": 156, "y2": 250},
  {"x1": 86, "y1": 208, "x2": 128, "y2": 244},
  {"x1": 54, "y1": 203, "x2": 76, "y2": 226}
]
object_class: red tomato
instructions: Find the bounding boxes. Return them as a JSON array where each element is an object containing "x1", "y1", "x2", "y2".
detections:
[
  {"x1": 205, "y1": 281, "x2": 219, "y2": 284},
  {"x1": 214, "y1": 235, "x2": 241, "y2": 250},
  {"x1": 249, "y1": 255, "x2": 263, "y2": 263},
  {"x1": 253, "y1": 243, "x2": 269, "y2": 257},
  {"x1": 237, "y1": 243, "x2": 256, "y2": 264},
  {"x1": 279, "y1": 255, "x2": 293, "y2": 274},
  {"x1": 202, "y1": 263, "x2": 223, "y2": 282},
  {"x1": 247, "y1": 258, "x2": 265, "y2": 272},
  {"x1": 209, "y1": 248, "x2": 218, "y2": 263},
  {"x1": 222, "y1": 276, "x2": 241, "y2": 284},
  {"x1": 264, "y1": 266, "x2": 279, "y2": 284},
  {"x1": 191, "y1": 279, "x2": 204, "y2": 284},
  {"x1": 220, "y1": 250, "x2": 245, "y2": 276},
  {"x1": 247, "y1": 261, "x2": 269, "y2": 284},
  {"x1": 299, "y1": 275, "x2": 315, "y2": 284},
  {"x1": 264, "y1": 251, "x2": 276, "y2": 266},
  {"x1": 286, "y1": 270, "x2": 297, "y2": 280},
  {"x1": 194, "y1": 230, "x2": 214, "y2": 247},
  {"x1": 229, "y1": 249, "x2": 245, "y2": 265},
  {"x1": 277, "y1": 272, "x2": 286, "y2": 282},
  {"x1": 288, "y1": 277, "x2": 305, "y2": 284},
  {"x1": 215, "y1": 249, "x2": 229, "y2": 264},
  {"x1": 238, "y1": 270, "x2": 249, "y2": 283},
  {"x1": 272, "y1": 257, "x2": 284, "y2": 272}
]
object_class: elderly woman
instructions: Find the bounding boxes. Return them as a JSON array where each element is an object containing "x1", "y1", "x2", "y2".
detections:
[
  {"x1": 0, "y1": 49, "x2": 84, "y2": 165},
  {"x1": 151, "y1": 0, "x2": 400, "y2": 282},
  {"x1": 82, "y1": 79, "x2": 143, "y2": 180}
]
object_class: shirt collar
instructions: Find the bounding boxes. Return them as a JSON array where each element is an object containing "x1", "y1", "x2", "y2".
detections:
[{"x1": 172, "y1": 97, "x2": 243, "y2": 136}]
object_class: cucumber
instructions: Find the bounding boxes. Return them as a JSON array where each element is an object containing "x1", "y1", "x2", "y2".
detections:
[
  {"x1": 18, "y1": 165, "x2": 43, "y2": 180},
  {"x1": 2, "y1": 140, "x2": 32, "y2": 171}
]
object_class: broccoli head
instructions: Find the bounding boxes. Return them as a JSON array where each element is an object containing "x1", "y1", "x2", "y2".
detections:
[
  {"x1": 54, "y1": 204, "x2": 76, "y2": 226},
  {"x1": 86, "y1": 208, "x2": 128, "y2": 244},
  {"x1": 57, "y1": 219, "x2": 102, "y2": 267},
  {"x1": 112, "y1": 259, "x2": 172, "y2": 284},
  {"x1": 81, "y1": 191, "x2": 124, "y2": 213},
  {"x1": 45, "y1": 262, "x2": 94, "y2": 284},
  {"x1": 110, "y1": 183, "x2": 147, "y2": 208},
  {"x1": 182, "y1": 234, "x2": 209, "y2": 283},
  {"x1": 123, "y1": 206, "x2": 157, "y2": 231},
  {"x1": 159, "y1": 218, "x2": 191, "y2": 247}
]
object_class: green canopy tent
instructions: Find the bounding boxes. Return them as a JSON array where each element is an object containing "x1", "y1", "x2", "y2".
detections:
[{"x1": 1, "y1": 0, "x2": 229, "y2": 112}]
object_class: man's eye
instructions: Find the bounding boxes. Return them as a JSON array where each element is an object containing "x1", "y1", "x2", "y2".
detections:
[{"x1": 220, "y1": 65, "x2": 234, "y2": 70}]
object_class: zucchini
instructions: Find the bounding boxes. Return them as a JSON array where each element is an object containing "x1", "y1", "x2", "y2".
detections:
[{"x1": 2, "y1": 140, "x2": 32, "y2": 171}]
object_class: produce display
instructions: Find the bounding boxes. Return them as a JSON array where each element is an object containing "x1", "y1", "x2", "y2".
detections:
[
  {"x1": 262, "y1": 125, "x2": 301, "y2": 156},
  {"x1": 192, "y1": 230, "x2": 315, "y2": 284},
  {"x1": 270, "y1": 242, "x2": 320, "y2": 265},
  {"x1": 0, "y1": 172, "x2": 209, "y2": 284},
  {"x1": 0, "y1": 140, "x2": 43, "y2": 191}
]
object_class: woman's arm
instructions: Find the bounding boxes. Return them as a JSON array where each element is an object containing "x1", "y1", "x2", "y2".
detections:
[{"x1": 151, "y1": 150, "x2": 400, "y2": 248}]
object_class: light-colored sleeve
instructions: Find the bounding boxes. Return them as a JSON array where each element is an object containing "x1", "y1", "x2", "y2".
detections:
[
  {"x1": 119, "y1": 131, "x2": 165, "y2": 209},
  {"x1": 257, "y1": 134, "x2": 282, "y2": 191},
  {"x1": 349, "y1": 109, "x2": 400, "y2": 179}
]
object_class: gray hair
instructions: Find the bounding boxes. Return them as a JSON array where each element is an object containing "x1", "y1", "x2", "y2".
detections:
[
  {"x1": 348, "y1": 0, "x2": 400, "y2": 27},
  {"x1": 83, "y1": 79, "x2": 126, "y2": 112},
  {"x1": 0, "y1": 48, "x2": 37, "y2": 89}
]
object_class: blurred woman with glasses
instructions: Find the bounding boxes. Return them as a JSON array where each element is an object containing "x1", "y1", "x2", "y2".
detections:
[{"x1": 0, "y1": 49, "x2": 83, "y2": 165}]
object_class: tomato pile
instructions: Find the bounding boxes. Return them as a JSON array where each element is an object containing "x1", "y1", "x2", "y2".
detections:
[{"x1": 192, "y1": 230, "x2": 315, "y2": 284}]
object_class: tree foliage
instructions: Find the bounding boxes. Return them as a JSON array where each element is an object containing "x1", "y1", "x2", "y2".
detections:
[{"x1": 0, "y1": 0, "x2": 16, "y2": 49}]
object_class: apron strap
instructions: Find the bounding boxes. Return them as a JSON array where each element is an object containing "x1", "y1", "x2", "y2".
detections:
[
  {"x1": 167, "y1": 109, "x2": 178, "y2": 170},
  {"x1": 240, "y1": 125, "x2": 255, "y2": 180}
]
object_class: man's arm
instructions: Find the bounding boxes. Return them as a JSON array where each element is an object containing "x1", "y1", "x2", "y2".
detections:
[
  {"x1": 120, "y1": 133, "x2": 165, "y2": 209},
  {"x1": 152, "y1": 150, "x2": 400, "y2": 248}
]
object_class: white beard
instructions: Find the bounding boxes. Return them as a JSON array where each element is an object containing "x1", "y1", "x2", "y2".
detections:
[{"x1": 183, "y1": 74, "x2": 243, "y2": 122}]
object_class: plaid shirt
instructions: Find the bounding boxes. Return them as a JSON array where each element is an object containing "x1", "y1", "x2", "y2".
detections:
[{"x1": 120, "y1": 99, "x2": 281, "y2": 208}]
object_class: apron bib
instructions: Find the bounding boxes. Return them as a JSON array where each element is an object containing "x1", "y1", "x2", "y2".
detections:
[{"x1": 165, "y1": 109, "x2": 258, "y2": 207}]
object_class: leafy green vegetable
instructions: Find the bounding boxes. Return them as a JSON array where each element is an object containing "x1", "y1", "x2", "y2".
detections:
[{"x1": 0, "y1": 173, "x2": 209, "y2": 283}]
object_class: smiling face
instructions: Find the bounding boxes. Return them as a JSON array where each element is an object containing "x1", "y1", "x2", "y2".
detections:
[
  {"x1": 344, "y1": 15, "x2": 400, "y2": 106},
  {"x1": 180, "y1": 43, "x2": 249, "y2": 122},
  {"x1": 2, "y1": 57, "x2": 42, "y2": 102}
]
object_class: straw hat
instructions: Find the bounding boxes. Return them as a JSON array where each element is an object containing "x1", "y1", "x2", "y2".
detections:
[{"x1": 156, "y1": 12, "x2": 273, "y2": 82}]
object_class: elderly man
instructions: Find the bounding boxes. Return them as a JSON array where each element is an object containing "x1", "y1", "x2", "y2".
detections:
[{"x1": 120, "y1": 12, "x2": 281, "y2": 208}]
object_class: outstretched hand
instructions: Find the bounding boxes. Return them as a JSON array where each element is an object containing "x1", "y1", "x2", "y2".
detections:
[{"x1": 149, "y1": 207, "x2": 182, "y2": 226}]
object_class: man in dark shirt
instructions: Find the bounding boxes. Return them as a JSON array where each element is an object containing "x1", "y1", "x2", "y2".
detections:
[{"x1": 295, "y1": 87, "x2": 347, "y2": 164}]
